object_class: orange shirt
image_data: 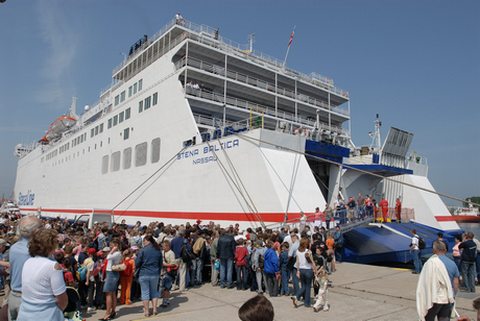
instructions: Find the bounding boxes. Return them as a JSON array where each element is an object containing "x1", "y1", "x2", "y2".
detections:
[
  {"x1": 120, "y1": 258, "x2": 135, "y2": 278},
  {"x1": 326, "y1": 238, "x2": 335, "y2": 250}
]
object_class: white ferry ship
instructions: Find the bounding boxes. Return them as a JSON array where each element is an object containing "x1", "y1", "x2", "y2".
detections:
[{"x1": 13, "y1": 17, "x2": 461, "y2": 244}]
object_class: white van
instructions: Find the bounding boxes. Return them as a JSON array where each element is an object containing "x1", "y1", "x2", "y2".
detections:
[{"x1": 73, "y1": 209, "x2": 114, "y2": 229}]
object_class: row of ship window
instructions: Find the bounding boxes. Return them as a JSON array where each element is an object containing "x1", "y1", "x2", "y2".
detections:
[
  {"x1": 114, "y1": 79, "x2": 143, "y2": 106},
  {"x1": 108, "y1": 108, "x2": 131, "y2": 129},
  {"x1": 90, "y1": 123, "x2": 104, "y2": 138},
  {"x1": 72, "y1": 133, "x2": 87, "y2": 148},
  {"x1": 101, "y1": 138, "x2": 160, "y2": 174},
  {"x1": 138, "y1": 93, "x2": 158, "y2": 113},
  {"x1": 45, "y1": 83, "x2": 155, "y2": 163}
]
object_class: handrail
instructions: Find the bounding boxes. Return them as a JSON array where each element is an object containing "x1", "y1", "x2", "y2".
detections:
[
  {"x1": 176, "y1": 56, "x2": 350, "y2": 117},
  {"x1": 110, "y1": 16, "x2": 349, "y2": 98},
  {"x1": 185, "y1": 86, "x2": 347, "y2": 136}
]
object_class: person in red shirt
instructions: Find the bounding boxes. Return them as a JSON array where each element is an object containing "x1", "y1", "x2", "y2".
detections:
[
  {"x1": 395, "y1": 198, "x2": 402, "y2": 223},
  {"x1": 235, "y1": 239, "x2": 249, "y2": 290},
  {"x1": 379, "y1": 197, "x2": 389, "y2": 223},
  {"x1": 120, "y1": 249, "x2": 135, "y2": 305}
]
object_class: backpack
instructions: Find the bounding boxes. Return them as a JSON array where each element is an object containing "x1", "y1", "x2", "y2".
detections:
[
  {"x1": 417, "y1": 236, "x2": 426, "y2": 250},
  {"x1": 192, "y1": 238, "x2": 205, "y2": 256},
  {"x1": 77, "y1": 265, "x2": 88, "y2": 282},
  {"x1": 181, "y1": 244, "x2": 196, "y2": 263},
  {"x1": 287, "y1": 256, "x2": 295, "y2": 270},
  {"x1": 258, "y1": 253, "x2": 264, "y2": 270}
]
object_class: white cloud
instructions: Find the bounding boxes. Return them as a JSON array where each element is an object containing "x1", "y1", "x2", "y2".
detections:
[{"x1": 34, "y1": 1, "x2": 78, "y2": 108}]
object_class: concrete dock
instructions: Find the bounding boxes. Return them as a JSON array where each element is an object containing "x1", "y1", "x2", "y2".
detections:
[{"x1": 81, "y1": 262, "x2": 478, "y2": 321}]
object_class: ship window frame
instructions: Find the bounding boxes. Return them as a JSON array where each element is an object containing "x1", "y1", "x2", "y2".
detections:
[
  {"x1": 133, "y1": 83, "x2": 137, "y2": 94},
  {"x1": 113, "y1": 115, "x2": 118, "y2": 126},
  {"x1": 95, "y1": 126, "x2": 99, "y2": 136},
  {"x1": 119, "y1": 111, "x2": 124, "y2": 123},
  {"x1": 123, "y1": 147, "x2": 132, "y2": 169},
  {"x1": 123, "y1": 128, "x2": 130, "y2": 140},
  {"x1": 135, "y1": 142, "x2": 148, "y2": 167},
  {"x1": 91, "y1": 128, "x2": 95, "y2": 138},
  {"x1": 114, "y1": 95, "x2": 119, "y2": 106},
  {"x1": 101, "y1": 155, "x2": 109, "y2": 174},
  {"x1": 128, "y1": 86, "x2": 132, "y2": 97},
  {"x1": 120, "y1": 90, "x2": 126, "y2": 102},
  {"x1": 138, "y1": 79, "x2": 143, "y2": 91},
  {"x1": 152, "y1": 92, "x2": 158, "y2": 106},
  {"x1": 125, "y1": 108, "x2": 131, "y2": 120},
  {"x1": 151, "y1": 138, "x2": 161, "y2": 163},
  {"x1": 138, "y1": 100, "x2": 144, "y2": 113},
  {"x1": 99, "y1": 123, "x2": 104, "y2": 133},
  {"x1": 111, "y1": 151, "x2": 121, "y2": 172},
  {"x1": 108, "y1": 118, "x2": 112, "y2": 129},
  {"x1": 144, "y1": 96, "x2": 151, "y2": 110}
]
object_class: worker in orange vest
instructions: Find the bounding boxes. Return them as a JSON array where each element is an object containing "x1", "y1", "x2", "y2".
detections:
[
  {"x1": 395, "y1": 198, "x2": 402, "y2": 223},
  {"x1": 379, "y1": 197, "x2": 389, "y2": 223}
]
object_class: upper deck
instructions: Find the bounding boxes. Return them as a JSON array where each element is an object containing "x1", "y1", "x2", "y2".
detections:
[{"x1": 109, "y1": 17, "x2": 349, "y2": 100}]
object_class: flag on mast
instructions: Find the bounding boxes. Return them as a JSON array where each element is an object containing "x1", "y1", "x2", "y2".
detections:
[
  {"x1": 283, "y1": 26, "x2": 296, "y2": 68},
  {"x1": 288, "y1": 29, "x2": 295, "y2": 48}
]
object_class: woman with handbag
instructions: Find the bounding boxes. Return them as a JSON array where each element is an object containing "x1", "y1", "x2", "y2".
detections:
[
  {"x1": 291, "y1": 238, "x2": 316, "y2": 308},
  {"x1": 135, "y1": 234, "x2": 163, "y2": 317},
  {"x1": 100, "y1": 239, "x2": 122, "y2": 321}
]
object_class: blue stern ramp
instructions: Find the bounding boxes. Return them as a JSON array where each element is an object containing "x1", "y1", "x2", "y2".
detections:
[{"x1": 343, "y1": 221, "x2": 457, "y2": 264}]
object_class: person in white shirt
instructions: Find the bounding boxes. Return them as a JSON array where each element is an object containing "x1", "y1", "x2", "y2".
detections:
[
  {"x1": 17, "y1": 229, "x2": 67, "y2": 321},
  {"x1": 411, "y1": 229, "x2": 423, "y2": 274},
  {"x1": 160, "y1": 240, "x2": 177, "y2": 307}
]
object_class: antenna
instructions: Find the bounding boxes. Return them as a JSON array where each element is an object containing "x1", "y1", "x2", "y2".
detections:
[
  {"x1": 69, "y1": 97, "x2": 78, "y2": 119},
  {"x1": 369, "y1": 114, "x2": 382, "y2": 152},
  {"x1": 248, "y1": 33, "x2": 255, "y2": 52}
]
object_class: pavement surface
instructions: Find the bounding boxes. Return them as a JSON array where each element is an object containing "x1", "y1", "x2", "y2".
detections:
[
  {"x1": 0, "y1": 262, "x2": 477, "y2": 320},
  {"x1": 81, "y1": 262, "x2": 479, "y2": 321}
]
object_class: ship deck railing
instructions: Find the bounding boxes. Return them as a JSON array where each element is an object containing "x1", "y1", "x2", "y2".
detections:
[
  {"x1": 176, "y1": 56, "x2": 350, "y2": 117},
  {"x1": 110, "y1": 17, "x2": 349, "y2": 99},
  {"x1": 193, "y1": 113, "x2": 262, "y2": 132},
  {"x1": 185, "y1": 86, "x2": 347, "y2": 137}
]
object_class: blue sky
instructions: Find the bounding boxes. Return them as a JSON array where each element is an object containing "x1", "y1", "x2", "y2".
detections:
[{"x1": 0, "y1": 0, "x2": 478, "y2": 204}]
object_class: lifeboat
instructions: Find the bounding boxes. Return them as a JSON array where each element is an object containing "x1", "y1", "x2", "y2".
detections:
[{"x1": 42, "y1": 115, "x2": 77, "y2": 143}]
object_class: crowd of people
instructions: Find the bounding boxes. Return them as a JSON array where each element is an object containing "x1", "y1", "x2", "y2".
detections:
[
  {"x1": 413, "y1": 230, "x2": 480, "y2": 321},
  {"x1": 1, "y1": 205, "x2": 479, "y2": 321},
  {"x1": 309, "y1": 193, "x2": 403, "y2": 227},
  {"x1": 0, "y1": 212, "x2": 344, "y2": 320}
]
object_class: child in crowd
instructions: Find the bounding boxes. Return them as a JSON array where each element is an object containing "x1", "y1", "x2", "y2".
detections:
[
  {"x1": 119, "y1": 249, "x2": 135, "y2": 305},
  {"x1": 312, "y1": 267, "x2": 330, "y2": 312}
]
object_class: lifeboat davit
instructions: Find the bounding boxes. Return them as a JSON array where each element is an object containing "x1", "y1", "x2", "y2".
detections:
[{"x1": 43, "y1": 115, "x2": 77, "y2": 142}]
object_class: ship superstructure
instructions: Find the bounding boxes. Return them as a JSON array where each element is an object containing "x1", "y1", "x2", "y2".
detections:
[
  {"x1": 14, "y1": 18, "x2": 353, "y2": 227},
  {"x1": 13, "y1": 17, "x2": 460, "y2": 237}
]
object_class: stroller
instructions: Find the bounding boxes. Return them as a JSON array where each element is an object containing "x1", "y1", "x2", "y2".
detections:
[{"x1": 64, "y1": 286, "x2": 85, "y2": 321}]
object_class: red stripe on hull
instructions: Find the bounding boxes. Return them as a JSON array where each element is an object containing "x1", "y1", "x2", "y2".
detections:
[
  {"x1": 20, "y1": 207, "x2": 303, "y2": 223},
  {"x1": 435, "y1": 215, "x2": 480, "y2": 223}
]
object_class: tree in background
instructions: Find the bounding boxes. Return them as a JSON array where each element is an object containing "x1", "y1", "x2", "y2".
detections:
[{"x1": 463, "y1": 197, "x2": 480, "y2": 208}]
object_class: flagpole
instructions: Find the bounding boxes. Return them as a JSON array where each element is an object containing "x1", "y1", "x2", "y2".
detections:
[{"x1": 283, "y1": 25, "x2": 296, "y2": 69}]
